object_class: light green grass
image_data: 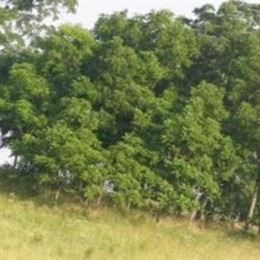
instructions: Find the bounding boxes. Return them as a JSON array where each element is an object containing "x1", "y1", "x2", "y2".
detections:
[{"x1": 0, "y1": 180, "x2": 259, "y2": 260}]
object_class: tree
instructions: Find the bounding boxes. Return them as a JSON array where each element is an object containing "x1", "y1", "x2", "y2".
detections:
[
  {"x1": 162, "y1": 82, "x2": 238, "y2": 218},
  {"x1": 93, "y1": 10, "x2": 199, "y2": 95},
  {"x1": 184, "y1": 0, "x2": 260, "y2": 223},
  {"x1": 1, "y1": 1, "x2": 260, "y2": 228},
  {"x1": 0, "y1": 0, "x2": 77, "y2": 49},
  {"x1": 0, "y1": 0, "x2": 78, "y2": 154}
]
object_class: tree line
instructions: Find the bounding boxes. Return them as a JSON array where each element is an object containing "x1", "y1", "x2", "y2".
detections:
[{"x1": 0, "y1": 0, "x2": 259, "y2": 228}]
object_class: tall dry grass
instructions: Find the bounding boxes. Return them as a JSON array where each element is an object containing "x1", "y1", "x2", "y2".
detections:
[{"x1": 0, "y1": 176, "x2": 259, "y2": 260}]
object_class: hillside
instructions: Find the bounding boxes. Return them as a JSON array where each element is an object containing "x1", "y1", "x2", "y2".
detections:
[{"x1": 0, "y1": 181, "x2": 259, "y2": 260}]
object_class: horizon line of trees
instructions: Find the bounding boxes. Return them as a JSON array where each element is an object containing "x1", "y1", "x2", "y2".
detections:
[{"x1": 0, "y1": 0, "x2": 259, "y2": 229}]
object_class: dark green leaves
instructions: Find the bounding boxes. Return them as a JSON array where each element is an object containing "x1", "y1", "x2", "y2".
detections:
[{"x1": 1, "y1": 2, "x2": 260, "y2": 225}]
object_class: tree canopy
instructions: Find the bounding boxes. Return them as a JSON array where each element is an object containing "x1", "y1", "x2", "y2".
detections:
[{"x1": 0, "y1": 0, "x2": 259, "y2": 228}]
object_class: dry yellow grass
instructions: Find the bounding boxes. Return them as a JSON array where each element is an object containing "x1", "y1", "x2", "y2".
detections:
[{"x1": 0, "y1": 185, "x2": 259, "y2": 260}]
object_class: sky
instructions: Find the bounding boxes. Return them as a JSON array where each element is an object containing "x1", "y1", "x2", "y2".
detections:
[
  {"x1": 58, "y1": 0, "x2": 260, "y2": 30},
  {"x1": 0, "y1": 0, "x2": 259, "y2": 165},
  {"x1": 59, "y1": 0, "x2": 225, "y2": 29}
]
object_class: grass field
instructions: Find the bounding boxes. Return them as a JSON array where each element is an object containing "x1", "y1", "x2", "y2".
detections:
[{"x1": 0, "y1": 177, "x2": 260, "y2": 260}]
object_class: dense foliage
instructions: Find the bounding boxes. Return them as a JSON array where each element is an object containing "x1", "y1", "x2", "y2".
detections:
[{"x1": 0, "y1": 0, "x2": 259, "y2": 228}]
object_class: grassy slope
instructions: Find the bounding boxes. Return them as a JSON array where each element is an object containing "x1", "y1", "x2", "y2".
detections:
[{"x1": 0, "y1": 179, "x2": 260, "y2": 260}]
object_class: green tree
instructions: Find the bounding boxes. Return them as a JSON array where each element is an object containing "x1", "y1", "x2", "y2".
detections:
[
  {"x1": 185, "y1": 0, "x2": 260, "y2": 223},
  {"x1": 162, "y1": 82, "x2": 238, "y2": 218},
  {"x1": 1, "y1": 1, "x2": 260, "y2": 228},
  {"x1": 0, "y1": 0, "x2": 77, "y2": 49}
]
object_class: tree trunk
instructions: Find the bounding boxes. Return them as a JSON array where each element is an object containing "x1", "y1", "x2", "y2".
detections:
[
  {"x1": 189, "y1": 210, "x2": 197, "y2": 225},
  {"x1": 13, "y1": 154, "x2": 18, "y2": 168},
  {"x1": 55, "y1": 188, "x2": 60, "y2": 201},
  {"x1": 189, "y1": 190, "x2": 204, "y2": 225},
  {"x1": 245, "y1": 179, "x2": 259, "y2": 229}
]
